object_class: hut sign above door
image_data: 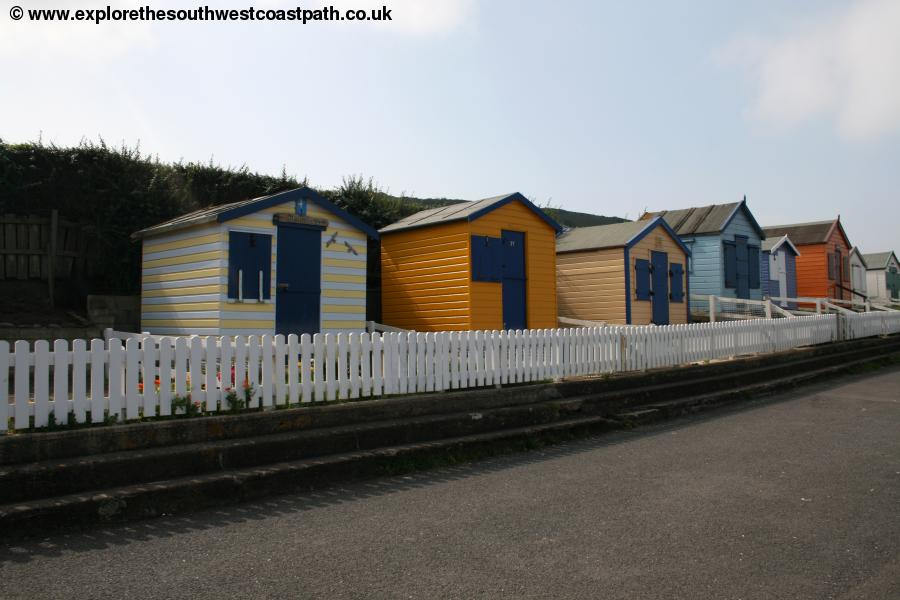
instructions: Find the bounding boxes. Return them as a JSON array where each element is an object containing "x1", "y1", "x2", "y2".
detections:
[{"x1": 273, "y1": 212, "x2": 329, "y2": 228}]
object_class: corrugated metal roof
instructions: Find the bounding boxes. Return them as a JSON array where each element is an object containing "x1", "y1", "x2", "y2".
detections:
[
  {"x1": 862, "y1": 251, "x2": 897, "y2": 270},
  {"x1": 379, "y1": 192, "x2": 562, "y2": 234},
  {"x1": 556, "y1": 220, "x2": 651, "y2": 253},
  {"x1": 642, "y1": 202, "x2": 741, "y2": 235},
  {"x1": 762, "y1": 220, "x2": 836, "y2": 246}
]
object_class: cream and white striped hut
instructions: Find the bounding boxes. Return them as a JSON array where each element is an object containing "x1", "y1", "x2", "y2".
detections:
[{"x1": 132, "y1": 187, "x2": 378, "y2": 336}]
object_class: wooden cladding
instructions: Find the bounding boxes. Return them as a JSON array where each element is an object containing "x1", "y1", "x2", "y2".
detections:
[{"x1": 0, "y1": 211, "x2": 97, "y2": 282}]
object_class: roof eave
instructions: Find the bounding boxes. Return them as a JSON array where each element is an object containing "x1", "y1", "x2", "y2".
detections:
[
  {"x1": 722, "y1": 198, "x2": 765, "y2": 239},
  {"x1": 625, "y1": 216, "x2": 692, "y2": 256},
  {"x1": 467, "y1": 192, "x2": 564, "y2": 233},
  {"x1": 556, "y1": 244, "x2": 624, "y2": 255},
  {"x1": 217, "y1": 187, "x2": 380, "y2": 239},
  {"x1": 131, "y1": 214, "x2": 219, "y2": 241},
  {"x1": 379, "y1": 214, "x2": 468, "y2": 235}
]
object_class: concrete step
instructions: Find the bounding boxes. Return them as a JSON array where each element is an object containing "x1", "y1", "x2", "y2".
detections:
[
  {"x1": 3, "y1": 338, "x2": 895, "y2": 504},
  {"x1": 2, "y1": 344, "x2": 897, "y2": 539},
  {"x1": 0, "y1": 414, "x2": 622, "y2": 539},
  {"x1": 0, "y1": 400, "x2": 600, "y2": 504}
]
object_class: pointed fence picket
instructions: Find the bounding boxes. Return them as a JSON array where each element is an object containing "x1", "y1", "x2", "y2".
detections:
[{"x1": 3, "y1": 312, "x2": 899, "y2": 433}]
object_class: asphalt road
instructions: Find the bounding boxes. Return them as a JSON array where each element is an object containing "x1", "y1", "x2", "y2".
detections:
[{"x1": 2, "y1": 366, "x2": 899, "y2": 599}]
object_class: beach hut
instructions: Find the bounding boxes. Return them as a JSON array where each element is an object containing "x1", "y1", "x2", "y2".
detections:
[
  {"x1": 641, "y1": 198, "x2": 765, "y2": 309},
  {"x1": 132, "y1": 187, "x2": 379, "y2": 336},
  {"x1": 556, "y1": 217, "x2": 690, "y2": 325},
  {"x1": 760, "y1": 234, "x2": 800, "y2": 307},
  {"x1": 379, "y1": 192, "x2": 562, "y2": 332},
  {"x1": 863, "y1": 251, "x2": 900, "y2": 304},
  {"x1": 849, "y1": 247, "x2": 868, "y2": 300},
  {"x1": 763, "y1": 217, "x2": 853, "y2": 301}
]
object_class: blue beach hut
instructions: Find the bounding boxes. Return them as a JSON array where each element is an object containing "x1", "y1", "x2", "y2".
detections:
[{"x1": 641, "y1": 198, "x2": 766, "y2": 311}]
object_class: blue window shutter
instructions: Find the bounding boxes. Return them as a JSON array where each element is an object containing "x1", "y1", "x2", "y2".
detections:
[
  {"x1": 471, "y1": 235, "x2": 501, "y2": 282},
  {"x1": 724, "y1": 241, "x2": 737, "y2": 288},
  {"x1": 487, "y1": 237, "x2": 501, "y2": 281},
  {"x1": 670, "y1": 263, "x2": 684, "y2": 302},
  {"x1": 254, "y1": 234, "x2": 272, "y2": 300},
  {"x1": 228, "y1": 231, "x2": 248, "y2": 299},
  {"x1": 748, "y1": 246, "x2": 760, "y2": 289},
  {"x1": 228, "y1": 231, "x2": 272, "y2": 300},
  {"x1": 471, "y1": 235, "x2": 484, "y2": 281},
  {"x1": 635, "y1": 259, "x2": 651, "y2": 301}
]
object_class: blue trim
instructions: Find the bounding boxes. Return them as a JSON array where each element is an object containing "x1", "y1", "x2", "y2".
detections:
[
  {"x1": 624, "y1": 247, "x2": 631, "y2": 325},
  {"x1": 217, "y1": 187, "x2": 380, "y2": 240},
  {"x1": 625, "y1": 216, "x2": 692, "y2": 256},
  {"x1": 669, "y1": 262, "x2": 685, "y2": 303},
  {"x1": 721, "y1": 198, "x2": 765, "y2": 239},
  {"x1": 468, "y1": 192, "x2": 564, "y2": 233},
  {"x1": 685, "y1": 262, "x2": 691, "y2": 323}
]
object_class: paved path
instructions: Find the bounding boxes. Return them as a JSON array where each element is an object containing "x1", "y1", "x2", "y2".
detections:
[{"x1": 2, "y1": 367, "x2": 899, "y2": 599}]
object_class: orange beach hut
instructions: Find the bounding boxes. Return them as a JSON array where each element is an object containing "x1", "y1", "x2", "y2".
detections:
[
  {"x1": 762, "y1": 217, "x2": 854, "y2": 301},
  {"x1": 379, "y1": 193, "x2": 563, "y2": 332}
]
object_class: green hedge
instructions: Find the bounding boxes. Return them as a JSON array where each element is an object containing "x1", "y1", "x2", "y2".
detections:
[
  {"x1": 0, "y1": 139, "x2": 621, "y2": 299},
  {"x1": 0, "y1": 141, "x2": 433, "y2": 295}
]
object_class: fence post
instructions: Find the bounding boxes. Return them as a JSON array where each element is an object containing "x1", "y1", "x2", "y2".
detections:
[
  {"x1": 709, "y1": 295, "x2": 717, "y2": 323},
  {"x1": 765, "y1": 300, "x2": 772, "y2": 319},
  {"x1": 816, "y1": 299, "x2": 822, "y2": 314}
]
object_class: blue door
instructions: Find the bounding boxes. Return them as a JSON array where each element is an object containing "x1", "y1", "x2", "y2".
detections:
[
  {"x1": 501, "y1": 230, "x2": 527, "y2": 330},
  {"x1": 650, "y1": 251, "x2": 669, "y2": 325},
  {"x1": 735, "y1": 237, "x2": 749, "y2": 299},
  {"x1": 276, "y1": 224, "x2": 322, "y2": 336}
]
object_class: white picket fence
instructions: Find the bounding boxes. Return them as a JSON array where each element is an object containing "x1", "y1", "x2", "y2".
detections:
[
  {"x1": 842, "y1": 310, "x2": 900, "y2": 340},
  {"x1": 3, "y1": 312, "x2": 898, "y2": 434}
]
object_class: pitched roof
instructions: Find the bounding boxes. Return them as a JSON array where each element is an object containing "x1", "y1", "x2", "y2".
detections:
[
  {"x1": 556, "y1": 217, "x2": 691, "y2": 255},
  {"x1": 641, "y1": 199, "x2": 764, "y2": 238},
  {"x1": 762, "y1": 218, "x2": 850, "y2": 248},
  {"x1": 761, "y1": 234, "x2": 801, "y2": 256},
  {"x1": 379, "y1": 192, "x2": 562, "y2": 234},
  {"x1": 862, "y1": 251, "x2": 898, "y2": 270},
  {"x1": 132, "y1": 187, "x2": 380, "y2": 240},
  {"x1": 849, "y1": 246, "x2": 867, "y2": 268}
]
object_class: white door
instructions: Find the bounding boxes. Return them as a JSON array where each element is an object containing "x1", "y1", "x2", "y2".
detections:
[{"x1": 770, "y1": 251, "x2": 788, "y2": 306}]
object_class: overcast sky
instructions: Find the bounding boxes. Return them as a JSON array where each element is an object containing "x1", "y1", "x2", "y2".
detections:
[{"x1": 1, "y1": 0, "x2": 898, "y2": 251}]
